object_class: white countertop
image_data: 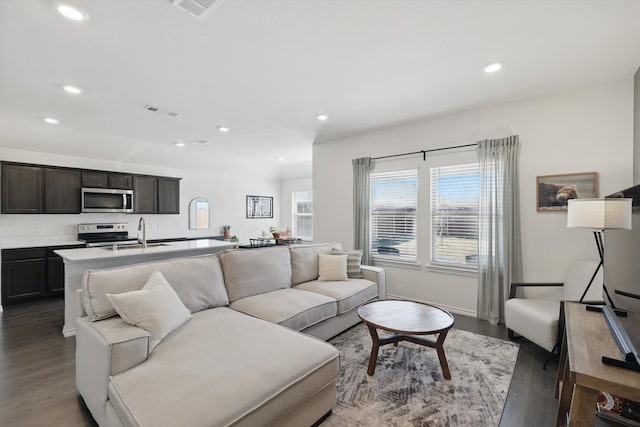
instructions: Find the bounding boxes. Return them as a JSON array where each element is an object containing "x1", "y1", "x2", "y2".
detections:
[
  {"x1": 54, "y1": 239, "x2": 236, "y2": 262},
  {"x1": 1, "y1": 237, "x2": 85, "y2": 249}
]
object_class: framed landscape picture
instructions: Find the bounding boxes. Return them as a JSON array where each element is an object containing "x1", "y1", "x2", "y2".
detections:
[
  {"x1": 246, "y1": 195, "x2": 273, "y2": 218},
  {"x1": 536, "y1": 172, "x2": 598, "y2": 212}
]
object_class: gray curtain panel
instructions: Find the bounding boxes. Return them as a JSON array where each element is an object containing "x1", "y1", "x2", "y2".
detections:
[
  {"x1": 352, "y1": 157, "x2": 371, "y2": 265},
  {"x1": 477, "y1": 136, "x2": 523, "y2": 325}
]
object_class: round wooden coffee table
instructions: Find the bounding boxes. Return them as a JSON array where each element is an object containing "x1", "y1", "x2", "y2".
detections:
[{"x1": 357, "y1": 299, "x2": 455, "y2": 379}]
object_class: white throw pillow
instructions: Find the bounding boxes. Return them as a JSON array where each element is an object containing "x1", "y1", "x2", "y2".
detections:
[
  {"x1": 318, "y1": 254, "x2": 348, "y2": 281},
  {"x1": 107, "y1": 271, "x2": 192, "y2": 351}
]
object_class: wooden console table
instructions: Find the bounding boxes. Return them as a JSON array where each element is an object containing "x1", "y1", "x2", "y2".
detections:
[{"x1": 556, "y1": 302, "x2": 640, "y2": 426}]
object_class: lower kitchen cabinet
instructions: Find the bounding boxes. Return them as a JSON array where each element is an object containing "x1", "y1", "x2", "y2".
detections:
[
  {"x1": 1, "y1": 244, "x2": 84, "y2": 305},
  {"x1": 1, "y1": 248, "x2": 46, "y2": 304}
]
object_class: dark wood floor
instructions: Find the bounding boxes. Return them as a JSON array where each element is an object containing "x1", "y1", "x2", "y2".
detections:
[{"x1": 0, "y1": 298, "x2": 560, "y2": 427}]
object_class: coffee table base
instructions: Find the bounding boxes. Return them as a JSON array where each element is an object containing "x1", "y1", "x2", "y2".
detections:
[{"x1": 365, "y1": 324, "x2": 452, "y2": 379}]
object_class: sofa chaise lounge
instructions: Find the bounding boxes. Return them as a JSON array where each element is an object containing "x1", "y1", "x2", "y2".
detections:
[{"x1": 75, "y1": 243, "x2": 386, "y2": 427}]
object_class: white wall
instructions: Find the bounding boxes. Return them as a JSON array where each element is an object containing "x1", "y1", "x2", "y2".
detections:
[
  {"x1": 0, "y1": 147, "x2": 282, "y2": 245},
  {"x1": 313, "y1": 78, "x2": 635, "y2": 316}
]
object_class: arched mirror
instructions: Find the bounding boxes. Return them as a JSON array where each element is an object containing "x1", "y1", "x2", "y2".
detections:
[{"x1": 189, "y1": 197, "x2": 210, "y2": 230}]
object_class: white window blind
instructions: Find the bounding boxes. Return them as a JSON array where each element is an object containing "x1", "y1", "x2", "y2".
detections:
[
  {"x1": 292, "y1": 191, "x2": 313, "y2": 240},
  {"x1": 370, "y1": 170, "x2": 417, "y2": 261},
  {"x1": 430, "y1": 163, "x2": 479, "y2": 269}
]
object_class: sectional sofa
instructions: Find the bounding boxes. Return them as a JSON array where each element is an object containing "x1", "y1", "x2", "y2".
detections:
[{"x1": 75, "y1": 243, "x2": 386, "y2": 427}]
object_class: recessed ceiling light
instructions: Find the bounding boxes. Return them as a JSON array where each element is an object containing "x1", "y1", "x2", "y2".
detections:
[
  {"x1": 484, "y1": 62, "x2": 503, "y2": 73},
  {"x1": 174, "y1": 142, "x2": 185, "y2": 148},
  {"x1": 316, "y1": 114, "x2": 329, "y2": 121},
  {"x1": 43, "y1": 117, "x2": 59, "y2": 124},
  {"x1": 55, "y1": 2, "x2": 90, "y2": 21},
  {"x1": 218, "y1": 126, "x2": 231, "y2": 133},
  {"x1": 63, "y1": 85, "x2": 83, "y2": 95},
  {"x1": 276, "y1": 157, "x2": 285, "y2": 161}
]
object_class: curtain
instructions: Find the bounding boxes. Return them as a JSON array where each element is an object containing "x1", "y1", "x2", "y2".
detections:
[
  {"x1": 352, "y1": 157, "x2": 371, "y2": 265},
  {"x1": 477, "y1": 136, "x2": 522, "y2": 325}
]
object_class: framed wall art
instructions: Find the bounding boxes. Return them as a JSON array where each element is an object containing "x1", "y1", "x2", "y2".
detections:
[
  {"x1": 246, "y1": 195, "x2": 273, "y2": 218},
  {"x1": 536, "y1": 172, "x2": 598, "y2": 212}
]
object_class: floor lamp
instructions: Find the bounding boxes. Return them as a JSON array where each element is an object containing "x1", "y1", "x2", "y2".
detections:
[{"x1": 567, "y1": 198, "x2": 632, "y2": 305}]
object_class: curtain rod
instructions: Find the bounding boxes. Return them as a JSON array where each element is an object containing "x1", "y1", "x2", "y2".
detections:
[{"x1": 371, "y1": 143, "x2": 477, "y2": 161}]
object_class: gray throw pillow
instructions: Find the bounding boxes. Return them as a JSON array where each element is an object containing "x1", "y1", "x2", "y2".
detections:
[{"x1": 331, "y1": 249, "x2": 363, "y2": 279}]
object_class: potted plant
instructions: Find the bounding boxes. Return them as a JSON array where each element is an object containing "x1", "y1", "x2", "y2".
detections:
[{"x1": 222, "y1": 225, "x2": 231, "y2": 239}]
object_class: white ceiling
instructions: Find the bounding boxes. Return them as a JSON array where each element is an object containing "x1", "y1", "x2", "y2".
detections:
[{"x1": 1, "y1": 0, "x2": 640, "y2": 174}]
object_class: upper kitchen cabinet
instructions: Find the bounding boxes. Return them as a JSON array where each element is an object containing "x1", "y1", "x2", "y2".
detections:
[
  {"x1": 133, "y1": 175, "x2": 158, "y2": 213},
  {"x1": 1, "y1": 163, "x2": 44, "y2": 213},
  {"x1": 109, "y1": 173, "x2": 133, "y2": 190},
  {"x1": 134, "y1": 176, "x2": 181, "y2": 214},
  {"x1": 158, "y1": 178, "x2": 181, "y2": 214},
  {"x1": 2, "y1": 161, "x2": 179, "y2": 215},
  {"x1": 81, "y1": 171, "x2": 108, "y2": 188},
  {"x1": 44, "y1": 167, "x2": 81, "y2": 213},
  {"x1": 82, "y1": 171, "x2": 133, "y2": 190}
]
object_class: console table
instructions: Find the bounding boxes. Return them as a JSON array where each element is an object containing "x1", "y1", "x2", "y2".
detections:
[{"x1": 556, "y1": 302, "x2": 640, "y2": 426}]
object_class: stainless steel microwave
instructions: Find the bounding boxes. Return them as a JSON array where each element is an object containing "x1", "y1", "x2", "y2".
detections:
[{"x1": 81, "y1": 188, "x2": 134, "y2": 213}]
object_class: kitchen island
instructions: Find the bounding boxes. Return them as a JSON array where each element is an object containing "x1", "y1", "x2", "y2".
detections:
[{"x1": 55, "y1": 239, "x2": 236, "y2": 337}]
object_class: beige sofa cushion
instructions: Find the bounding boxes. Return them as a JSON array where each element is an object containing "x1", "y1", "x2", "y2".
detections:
[
  {"x1": 220, "y1": 246, "x2": 292, "y2": 303},
  {"x1": 107, "y1": 272, "x2": 192, "y2": 351},
  {"x1": 82, "y1": 255, "x2": 228, "y2": 321},
  {"x1": 294, "y1": 279, "x2": 378, "y2": 314},
  {"x1": 108, "y1": 307, "x2": 339, "y2": 427},
  {"x1": 230, "y1": 288, "x2": 337, "y2": 331},
  {"x1": 289, "y1": 242, "x2": 342, "y2": 286}
]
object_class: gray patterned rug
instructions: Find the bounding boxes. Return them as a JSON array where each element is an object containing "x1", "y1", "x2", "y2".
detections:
[{"x1": 323, "y1": 324, "x2": 519, "y2": 427}]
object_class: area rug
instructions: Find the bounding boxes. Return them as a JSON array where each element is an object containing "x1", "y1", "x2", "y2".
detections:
[{"x1": 323, "y1": 324, "x2": 519, "y2": 427}]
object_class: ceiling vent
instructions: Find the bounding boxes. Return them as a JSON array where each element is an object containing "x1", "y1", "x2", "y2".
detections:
[
  {"x1": 170, "y1": 0, "x2": 225, "y2": 20},
  {"x1": 191, "y1": 138, "x2": 209, "y2": 145},
  {"x1": 143, "y1": 105, "x2": 179, "y2": 117}
]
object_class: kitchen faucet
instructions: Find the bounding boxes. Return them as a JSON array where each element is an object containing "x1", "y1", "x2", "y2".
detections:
[{"x1": 137, "y1": 217, "x2": 147, "y2": 248}]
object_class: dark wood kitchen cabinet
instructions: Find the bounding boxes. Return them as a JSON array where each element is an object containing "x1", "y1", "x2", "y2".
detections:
[
  {"x1": 46, "y1": 245, "x2": 83, "y2": 295},
  {"x1": 1, "y1": 163, "x2": 44, "y2": 213},
  {"x1": 133, "y1": 175, "x2": 158, "y2": 213},
  {"x1": 134, "y1": 176, "x2": 180, "y2": 214},
  {"x1": 109, "y1": 173, "x2": 133, "y2": 190},
  {"x1": 1, "y1": 244, "x2": 85, "y2": 305},
  {"x1": 81, "y1": 171, "x2": 108, "y2": 188},
  {"x1": 82, "y1": 171, "x2": 133, "y2": 190},
  {"x1": 1, "y1": 248, "x2": 46, "y2": 303},
  {"x1": 1, "y1": 164, "x2": 81, "y2": 214},
  {"x1": 158, "y1": 178, "x2": 180, "y2": 214},
  {"x1": 2, "y1": 162, "x2": 179, "y2": 215},
  {"x1": 44, "y1": 168, "x2": 81, "y2": 213}
]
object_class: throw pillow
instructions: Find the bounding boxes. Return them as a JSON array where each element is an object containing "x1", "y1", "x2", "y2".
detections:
[
  {"x1": 318, "y1": 254, "x2": 348, "y2": 281},
  {"x1": 106, "y1": 271, "x2": 192, "y2": 351},
  {"x1": 331, "y1": 249, "x2": 363, "y2": 279}
]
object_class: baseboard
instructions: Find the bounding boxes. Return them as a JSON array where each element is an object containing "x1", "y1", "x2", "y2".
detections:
[{"x1": 386, "y1": 294, "x2": 477, "y2": 318}]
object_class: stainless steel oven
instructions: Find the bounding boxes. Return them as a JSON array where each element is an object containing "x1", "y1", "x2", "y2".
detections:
[
  {"x1": 78, "y1": 222, "x2": 138, "y2": 247},
  {"x1": 81, "y1": 188, "x2": 133, "y2": 213}
]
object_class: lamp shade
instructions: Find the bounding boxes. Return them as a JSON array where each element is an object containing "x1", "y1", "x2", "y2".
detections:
[{"x1": 567, "y1": 198, "x2": 632, "y2": 230}]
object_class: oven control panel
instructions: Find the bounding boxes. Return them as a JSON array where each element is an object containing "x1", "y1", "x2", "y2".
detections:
[{"x1": 78, "y1": 223, "x2": 129, "y2": 234}]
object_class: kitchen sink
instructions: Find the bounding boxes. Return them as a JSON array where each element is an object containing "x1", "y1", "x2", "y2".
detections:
[{"x1": 101, "y1": 242, "x2": 172, "y2": 251}]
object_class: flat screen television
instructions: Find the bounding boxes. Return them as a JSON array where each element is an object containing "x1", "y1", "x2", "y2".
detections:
[{"x1": 604, "y1": 184, "x2": 640, "y2": 370}]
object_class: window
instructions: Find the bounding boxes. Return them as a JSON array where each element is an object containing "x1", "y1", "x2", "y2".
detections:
[
  {"x1": 370, "y1": 170, "x2": 417, "y2": 261},
  {"x1": 430, "y1": 163, "x2": 479, "y2": 269},
  {"x1": 292, "y1": 191, "x2": 313, "y2": 240}
]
